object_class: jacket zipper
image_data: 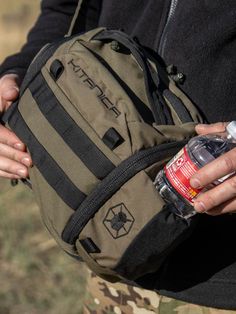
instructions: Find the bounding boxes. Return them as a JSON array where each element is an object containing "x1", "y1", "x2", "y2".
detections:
[
  {"x1": 158, "y1": 0, "x2": 179, "y2": 57},
  {"x1": 62, "y1": 140, "x2": 186, "y2": 244}
]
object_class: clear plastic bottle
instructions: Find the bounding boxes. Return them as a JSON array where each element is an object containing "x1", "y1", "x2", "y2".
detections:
[{"x1": 154, "y1": 121, "x2": 236, "y2": 219}]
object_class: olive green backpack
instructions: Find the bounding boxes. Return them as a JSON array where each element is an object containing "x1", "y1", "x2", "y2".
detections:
[{"x1": 4, "y1": 26, "x2": 203, "y2": 282}]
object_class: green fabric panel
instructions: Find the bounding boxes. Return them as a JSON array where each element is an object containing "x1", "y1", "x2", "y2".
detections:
[
  {"x1": 41, "y1": 67, "x2": 121, "y2": 165},
  {"x1": 19, "y1": 90, "x2": 99, "y2": 195},
  {"x1": 29, "y1": 166, "x2": 77, "y2": 250},
  {"x1": 79, "y1": 168, "x2": 165, "y2": 270}
]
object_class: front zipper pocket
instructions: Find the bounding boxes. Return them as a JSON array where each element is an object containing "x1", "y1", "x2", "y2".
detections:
[{"x1": 62, "y1": 140, "x2": 187, "y2": 244}]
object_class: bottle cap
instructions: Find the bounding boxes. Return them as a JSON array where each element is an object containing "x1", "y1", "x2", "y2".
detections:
[{"x1": 226, "y1": 121, "x2": 236, "y2": 139}]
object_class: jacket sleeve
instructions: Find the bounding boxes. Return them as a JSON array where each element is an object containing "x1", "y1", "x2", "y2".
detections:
[{"x1": 0, "y1": 0, "x2": 78, "y2": 80}]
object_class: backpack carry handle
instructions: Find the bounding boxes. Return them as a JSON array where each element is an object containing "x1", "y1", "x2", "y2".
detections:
[{"x1": 94, "y1": 30, "x2": 173, "y2": 125}]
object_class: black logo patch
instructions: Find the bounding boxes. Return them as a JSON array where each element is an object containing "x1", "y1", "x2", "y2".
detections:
[{"x1": 103, "y1": 203, "x2": 134, "y2": 239}]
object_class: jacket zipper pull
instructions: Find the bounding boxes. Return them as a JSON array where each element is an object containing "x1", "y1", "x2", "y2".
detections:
[{"x1": 167, "y1": 64, "x2": 185, "y2": 84}]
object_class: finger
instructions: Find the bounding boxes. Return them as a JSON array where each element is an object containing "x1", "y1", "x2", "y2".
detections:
[
  {"x1": 204, "y1": 198, "x2": 236, "y2": 216},
  {"x1": 0, "y1": 74, "x2": 19, "y2": 91},
  {"x1": 0, "y1": 143, "x2": 32, "y2": 167},
  {"x1": 0, "y1": 170, "x2": 21, "y2": 180},
  {"x1": 193, "y1": 175, "x2": 236, "y2": 212},
  {"x1": 190, "y1": 147, "x2": 236, "y2": 189},
  {"x1": 0, "y1": 156, "x2": 28, "y2": 178},
  {"x1": 1, "y1": 86, "x2": 19, "y2": 101},
  {"x1": 0, "y1": 95, "x2": 8, "y2": 112},
  {"x1": 0, "y1": 96, "x2": 15, "y2": 112},
  {"x1": 195, "y1": 122, "x2": 228, "y2": 135},
  {"x1": 0, "y1": 125, "x2": 26, "y2": 151}
]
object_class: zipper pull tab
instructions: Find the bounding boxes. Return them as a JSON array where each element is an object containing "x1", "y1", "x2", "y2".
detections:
[{"x1": 172, "y1": 72, "x2": 185, "y2": 84}]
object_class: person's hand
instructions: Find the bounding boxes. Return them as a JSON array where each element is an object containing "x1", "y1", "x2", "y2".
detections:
[
  {"x1": 0, "y1": 74, "x2": 32, "y2": 179},
  {"x1": 190, "y1": 122, "x2": 236, "y2": 215}
]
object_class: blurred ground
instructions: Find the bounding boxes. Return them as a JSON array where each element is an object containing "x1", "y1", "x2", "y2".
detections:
[
  {"x1": 0, "y1": 1, "x2": 39, "y2": 59},
  {"x1": 0, "y1": 2, "x2": 87, "y2": 313}
]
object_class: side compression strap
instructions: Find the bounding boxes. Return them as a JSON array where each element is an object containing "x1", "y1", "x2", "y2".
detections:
[
  {"x1": 29, "y1": 73, "x2": 115, "y2": 180},
  {"x1": 8, "y1": 110, "x2": 86, "y2": 210}
]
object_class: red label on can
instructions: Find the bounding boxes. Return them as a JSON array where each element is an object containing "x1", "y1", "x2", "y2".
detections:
[{"x1": 164, "y1": 146, "x2": 202, "y2": 204}]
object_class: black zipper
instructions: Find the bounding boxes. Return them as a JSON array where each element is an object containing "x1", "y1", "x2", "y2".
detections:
[
  {"x1": 158, "y1": 0, "x2": 179, "y2": 57},
  {"x1": 62, "y1": 140, "x2": 187, "y2": 245}
]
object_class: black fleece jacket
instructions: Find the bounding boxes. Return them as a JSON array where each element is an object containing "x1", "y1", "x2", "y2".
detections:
[
  {"x1": 2, "y1": 1, "x2": 236, "y2": 309},
  {"x1": 1, "y1": 0, "x2": 236, "y2": 123}
]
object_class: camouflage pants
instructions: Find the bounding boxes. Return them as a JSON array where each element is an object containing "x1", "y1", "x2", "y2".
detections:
[{"x1": 83, "y1": 271, "x2": 236, "y2": 314}]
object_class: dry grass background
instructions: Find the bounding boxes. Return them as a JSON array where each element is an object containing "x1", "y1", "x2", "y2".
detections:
[{"x1": 0, "y1": 1, "x2": 87, "y2": 313}]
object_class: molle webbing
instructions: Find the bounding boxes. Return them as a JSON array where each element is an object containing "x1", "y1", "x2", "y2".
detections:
[
  {"x1": 29, "y1": 73, "x2": 115, "y2": 179},
  {"x1": 8, "y1": 72, "x2": 116, "y2": 209},
  {"x1": 8, "y1": 109, "x2": 86, "y2": 209}
]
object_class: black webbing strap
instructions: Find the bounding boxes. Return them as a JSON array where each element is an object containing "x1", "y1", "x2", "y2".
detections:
[
  {"x1": 79, "y1": 237, "x2": 101, "y2": 254},
  {"x1": 8, "y1": 109, "x2": 86, "y2": 210},
  {"x1": 29, "y1": 73, "x2": 115, "y2": 180},
  {"x1": 50, "y1": 59, "x2": 64, "y2": 81},
  {"x1": 163, "y1": 90, "x2": 193, "y2": 123},
  {"x1": 1, "y1": 100, "x2": 18, "y2": 125},
  {"x1": 94, "y1": 30, "x2": 173, "y2": 125}
]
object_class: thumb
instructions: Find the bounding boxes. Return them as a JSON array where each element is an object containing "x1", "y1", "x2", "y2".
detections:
[{"x1": 195, "y1": 122, "x2": 228, "y2": 135}]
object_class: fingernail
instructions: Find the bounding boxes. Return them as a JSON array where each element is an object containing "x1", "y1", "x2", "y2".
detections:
[
  {"x1": 21, "y1": 157, "x2": 31, "y2": 167},
  {"x1": 12, "y1": 86, "x2": 19, "y2": 92},
  {"x1": 194, "y1": 201, "x2": 206, "y2": 213},
  {"x1": 190, "y1": 178, "x2": 201, "y2": 189},
  {"x1": 17, "y1": 169, "x2": 26, "y2": 177},
  {"x1": 8, "y1": 87, "x2": 19, "y2": 93},
  {"x1": 14, "y1": 143, "x2": 24, "y2": 150}
]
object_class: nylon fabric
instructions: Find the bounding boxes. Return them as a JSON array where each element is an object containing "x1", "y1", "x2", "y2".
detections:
[
  {"x1": 8, "y1": 108, "x2": 86, "y2": 209},
  {"x1": 29, "y1": 72, "x2": 116, "y2": 180},
  {"x1": 19, "y1": 90, "x2": 99, "y2": 195},
  {"x1": 3, "y1": 27, "x2": 207, "y2": 306}
]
